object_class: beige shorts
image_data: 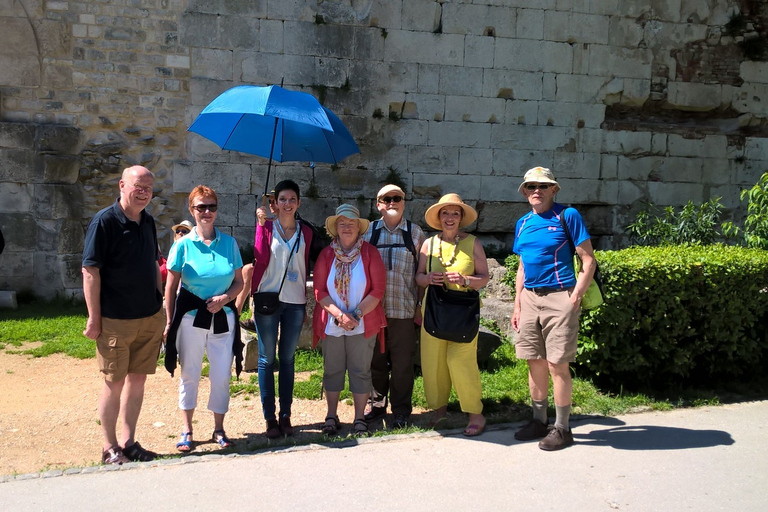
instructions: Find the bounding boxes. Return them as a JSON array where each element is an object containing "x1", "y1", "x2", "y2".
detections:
[
  {"x1": 514, "y1": 287, "x2": 580, "y2": 364},
  {"x1": 96, "y1": 308, "x2": 165, "y2": 382}
]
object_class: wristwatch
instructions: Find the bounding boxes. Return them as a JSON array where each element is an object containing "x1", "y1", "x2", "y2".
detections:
[
  {"x1": 354, "y1": 307, "x2": 363, "y2": 320},
  {"x1": 464, "y1": 275, "x2": 471, "y2": 287}
]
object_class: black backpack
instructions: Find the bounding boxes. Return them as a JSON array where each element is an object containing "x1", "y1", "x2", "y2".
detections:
[{"x1": 369, "y1": 219, "x2": 418, "y2": 273}]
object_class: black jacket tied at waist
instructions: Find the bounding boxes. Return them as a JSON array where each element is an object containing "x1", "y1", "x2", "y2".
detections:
[{"x1": 164, "y1": 287, "x2": 243, "y2": 378}]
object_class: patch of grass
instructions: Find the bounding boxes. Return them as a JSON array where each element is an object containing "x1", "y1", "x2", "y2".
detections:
[
  {"x1": 0, "y1": 300, "x2": 91, "y2": 359},
  {"x1": 231, "y1": 374, "x2": 259, "y2": 395},
  {"x1": 294, "y1": 348, "x2": 322, "y2": 372}
]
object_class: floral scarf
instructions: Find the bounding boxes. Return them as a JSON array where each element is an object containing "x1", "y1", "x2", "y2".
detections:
[{"x1": 331, "y1": 237, "x2": 363, "y2": 309}]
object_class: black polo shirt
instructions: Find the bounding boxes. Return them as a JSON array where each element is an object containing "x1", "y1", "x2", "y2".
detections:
[{"x1": 82, "y1": 199, "x2": 163, "y2": 319}]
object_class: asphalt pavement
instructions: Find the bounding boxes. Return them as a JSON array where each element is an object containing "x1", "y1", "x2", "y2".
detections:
[{"x1": 1, "y1": 400, "x2": 767, "y2": 511}]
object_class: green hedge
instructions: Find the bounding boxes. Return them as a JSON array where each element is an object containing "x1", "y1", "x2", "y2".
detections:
[{"x1": 505, "y1": 245, "x2": 768, "y2": 389}]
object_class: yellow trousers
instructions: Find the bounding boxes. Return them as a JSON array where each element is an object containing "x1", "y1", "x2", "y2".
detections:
[{"x1": 420, "y1": 328, "x2": 483, "y2": 414}]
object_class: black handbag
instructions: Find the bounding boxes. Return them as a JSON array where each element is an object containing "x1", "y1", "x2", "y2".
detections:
[
  {"x1": 252, "y1": 226, "x2": 301, "y2": 316},
  {"x1": 422, "y1": 236, "x2": 480, "y2": 343}
]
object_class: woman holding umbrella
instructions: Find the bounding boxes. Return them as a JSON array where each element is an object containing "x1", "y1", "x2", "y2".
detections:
[
  {"x1": 312, "y1": 204, "x2": 387, "y2": 436},
  {"x1": 250, "y1": 179, "x2": 317, "y2": 439}
]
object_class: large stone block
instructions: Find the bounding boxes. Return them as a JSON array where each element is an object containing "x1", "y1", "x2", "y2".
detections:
[
  {"x1": 557, "y1": 178, "x2": 618, "y2": 204},
  {"x1": 284, "y1": 21, "x2": 355, "y2": 59},
  {"x1": 648, "y1": 181, "x2": 704, "y2": 205},
  {"x1": 608, "y1": 15, "x2": 644, "y2": 47},
  {"x1": 368, "y1": 0, "x2": 403, "y2": 29},
  {"x1": 428, "y1": 121, "x2": 491, "y2": 149},
  {"x1": 1, "y1": 213, "x2": 36, "y2": 251},
  {"x1": 505, "y1": 99, "x2": 540, "y2": 125},
  {"x1": 414, "y1": 172, "x2": 482, "y2": 200},
  {"x1": 619, "y1": 0, "x2": 682, "y2": 21},
  {"x1": 43, "y1": 155, "x2": 80, "y2": 184},
  {"x1": 442, "y1": 3, "x2": 516, "y2": 38},
  {"x1": 553, "y1": 152, "x2": 602, "y2": 180},
  {"x1": 0, "y1": 148, "x2": 42, "y2": 182},
  {"x1": 0, "y1": 122, "x2": 35, "y2": 149},
  {"x1": 732, "y1": 83, "x2": 768, "y2": 117},
  {"x1": 391, "y1": 118, "x2": 429, "y2": 145},
  {"x1": 537, "y1": 101, "x2": 605, "y2": 128},
  {"x1": 603, "y1": 131, "x2": 652, "y2": 155},
  {"x1": 465, "y1": 35, "x2": 494, "y2": 69},
  {"x1": 354, "y1": 26, "x2": 385, "y2": 61},
  {"x1": 493, "y1": 149, "x2": 554, "y2": 177},
  {"x1": 476, "y1": 201, "x2": 531, "y2": 232},
  {"x1": 260, "y1": 19, "x2": 284, "y2": 54},
  {"x1": 479, "y1": 175, "x2": 522, "y2": 202},
  {"x1": 668, "y1": 134, "x2": 727, "y2": 159},
  {"x1": 173, "y1": 161, "x2": 252, "y2": 193},
  {"x1": 587, "y1": 45, "x2": 652, "y2": 79},
  {"x1": 740, "y1": 61, "x2": 768, "y2": 85},
  {"x1": 264, "y1": 0, "x2": 314, "y2": 21},
  {"x1": 36, "y1": 124, "x2": 81, "y2": 155},
  {"x1": 349, "y1": 60, "x2": 418, "y2": 92},
  {"x1": 384, "y1": 31, "x2": 464, "y2": 66},
  {"x1": 408, "y1": 146, "x2": 459, "y2": 174},
  {"x1": 492, "y1": 125, "x2": 576, "y2": 151},
  {"x1": 494, "y1": 39, "x2": 573, "y2": 74},
  {"x1": 459, "y1": 148, "x2": 493, "y2": 175},
  {"x1": 34, "y1": 184, "x2": 83, "y2": 220},
  {"x1": 544, "y1": 11, "x2": 609, "y2": 45},
  {"x1": 219, "y1": 15, "x2": 259, "y2": 50},
  {"x1": 516, "y1": 8, "x2": 544, "y2": 40},
  {"x1": 0, "y1": 183, "x2": 33, "y2": 213},
  {"x1": 445, "y1": 96, "x2": 505, "y2": 124},
  {"x1": 667, "y1": 82, "x2": 722, "y2": 112},
  {"x1": 439, "y1": 66, "x2": 483, "y2": 97},
  {"x1": 191, "y1": 48, "x2": 233, "y2": 80},
  {"x1": 482, "y1": 69, "x2": 543, "y2": 101},
  {"x1": 401, "y1": 0, "x2": 441, "y2": 32},
  {"x1": 239, "y1": 52, "x2": 315, "y2": 86}
]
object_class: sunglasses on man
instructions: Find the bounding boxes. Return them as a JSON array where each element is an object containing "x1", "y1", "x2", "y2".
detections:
[
  {"x1": 378, "y1": 195, "x2": 403, "y2": 204},
  {"x1": 192, "y1": 204, "x2": 218, "y2": 212},
  {"x1": 525, "y1": 184, "x2": 551, "y2": 191}
]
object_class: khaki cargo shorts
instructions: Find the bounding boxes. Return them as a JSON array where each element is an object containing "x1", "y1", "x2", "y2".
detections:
[
  {"x1": 96, "y1": 308, "x2": 165, "y2": 382},
  {"x1": 514, "y1": 287, "x2": 580, "y2": 364}
]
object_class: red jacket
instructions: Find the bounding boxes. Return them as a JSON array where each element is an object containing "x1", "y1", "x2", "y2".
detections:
[{"x1": 312, "y1": 242, "x2": 387, "y2": 353}]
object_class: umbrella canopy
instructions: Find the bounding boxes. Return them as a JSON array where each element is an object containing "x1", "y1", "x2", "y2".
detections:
[{"x1": 188, "y1": 84, "x2": 360, "y2": 165}]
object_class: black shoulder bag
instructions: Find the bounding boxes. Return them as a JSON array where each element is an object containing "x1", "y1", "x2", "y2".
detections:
[
  {"x1": 422, "y1": 236, "x2": 481, "y2": 343},
  {"x1": 252, "y1": 227, "x2": 301, "y2": 316}
]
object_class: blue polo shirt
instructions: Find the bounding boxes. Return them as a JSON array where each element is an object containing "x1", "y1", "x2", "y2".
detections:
[
  {"x1": 167, "y1": 227, "x2": 243, "y2": 314},
  {"x1": 82, "y1": 199, "x2": 163, "y2": 319},
  {"x1": 513, "y1": 203, "x2": 590, "y2": 289}
]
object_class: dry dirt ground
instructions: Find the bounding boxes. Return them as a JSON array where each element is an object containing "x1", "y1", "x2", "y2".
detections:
[{"x1": 0, "y1": 346, "x2": 449, "y2": 476}]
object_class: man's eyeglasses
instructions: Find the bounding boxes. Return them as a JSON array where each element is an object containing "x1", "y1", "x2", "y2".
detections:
[
  {"x1": 379, "y1": 195, "x2": 403, "y2": 204},
  {"x1": 175, "y1": 229, "x2": 190, "y2": 235},
  {"x1": 131, "y1": 183, "x2": 153, "y2": 193},
  {"x1": 192, "y1": 204, "x2": 218, "y2": 212},
  {"x1": 525, "y1": 184, "x2": 551, "y2": 191}
]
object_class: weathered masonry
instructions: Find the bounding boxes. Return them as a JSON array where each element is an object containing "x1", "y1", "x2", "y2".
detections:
[{"x1": 1, "y1": 0, "x2": 767, "y2": 298}]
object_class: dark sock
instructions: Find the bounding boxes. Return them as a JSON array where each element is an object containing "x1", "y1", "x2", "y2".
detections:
[{"x1": 532, "y1": 399, "x2": 548, "y2": 424}]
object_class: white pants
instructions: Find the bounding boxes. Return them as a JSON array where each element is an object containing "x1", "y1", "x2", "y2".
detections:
[{"x1": 177, "y1": 311, "x2": 235, "y2": 414}]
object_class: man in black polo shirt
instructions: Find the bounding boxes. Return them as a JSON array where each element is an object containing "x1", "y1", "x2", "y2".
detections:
[{"x1": 82, "y1": 165, "x2": 165, "y2": 464}]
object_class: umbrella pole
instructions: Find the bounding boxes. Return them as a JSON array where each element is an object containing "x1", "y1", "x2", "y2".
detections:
[{"x1": 260, "y1": 116, "x2": 280, "y2": 221}]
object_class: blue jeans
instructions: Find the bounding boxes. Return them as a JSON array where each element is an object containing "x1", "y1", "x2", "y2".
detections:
[{"x1": 254, "y1": 302, "x2": 306, "y2": 421}]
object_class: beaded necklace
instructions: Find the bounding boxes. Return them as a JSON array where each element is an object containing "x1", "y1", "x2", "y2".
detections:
[{"x1": 437, "y1": 233, "x2": 461, "y2": 268}]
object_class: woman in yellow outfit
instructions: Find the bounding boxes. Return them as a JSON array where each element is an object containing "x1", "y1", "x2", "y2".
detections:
[{"x1": 415, "y1": 193, "x2": 490, "y2": 436}]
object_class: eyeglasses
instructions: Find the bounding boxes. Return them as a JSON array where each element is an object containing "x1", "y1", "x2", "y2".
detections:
[
  {"x1": 131, "y1": 183, "x2": 153, "y2": 193},
  {"x1": 175, "y1": 229, "x2": 190, "y2": 235},
  {"x1": 378, "y1": 195, "x2": 403, "y2": 204},
  {"x1": 525, "y1": 184, "x2": 551, "y2": 191},
  {"x1": 192, "y1": 204, "x2": 218, "y2": 212}
]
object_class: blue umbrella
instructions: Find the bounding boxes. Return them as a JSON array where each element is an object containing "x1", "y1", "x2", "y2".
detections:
[{"x1": 188, "y1": 84, "x2": 360, "y2": 197}]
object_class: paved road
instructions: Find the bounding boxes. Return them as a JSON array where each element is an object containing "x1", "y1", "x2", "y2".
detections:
[{"x1": 2, "y1": 401, "x2": 767, "y2": 511}]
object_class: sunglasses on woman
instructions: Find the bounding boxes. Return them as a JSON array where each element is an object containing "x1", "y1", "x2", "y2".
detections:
[
  {"x1": 192, "y1": 204, "x2": 218, "y2": 212},
  {"x1": 379, "y1": 195, "x2": 403, "y2": 204},
  {"x1": 175, "y1": 228, "x2": 190, "y2": 235},
  {"x1": 525, "y1": 184, "x2": 551, "y2": 191}
]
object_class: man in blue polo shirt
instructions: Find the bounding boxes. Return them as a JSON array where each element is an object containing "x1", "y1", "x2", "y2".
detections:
[
  {"x1": 82, "y1": 165, "x2": 165, "y2": 464},
  {"x1": 511, "y1": 167, "x2": 597, "y2": 451}
]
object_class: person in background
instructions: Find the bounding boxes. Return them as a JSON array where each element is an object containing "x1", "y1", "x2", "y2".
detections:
[
  {"x1": 250, "y1": 180, "x2": 316, "y2": 439},
  {"x1": 164, "y1": 185, "x2": 244, "y2": 452},
  {"x1": 159, "y1": 220, "x2": 193, "y2": 288},
  {"x1": 511, "y1": 167, "x2": 596, "y2": 451},
  {"x1": 82, "y1": 165, "x2": 165, "y2": 464},
  {"x1": 362, "y1": 184, "x2": 426, "y2": 429},
  {"x1": 415, "y1": 193, "x2": 489, "y2": 437},
  {"x1": 312, "y1": 204, "x2": 387, "y2": 437}
]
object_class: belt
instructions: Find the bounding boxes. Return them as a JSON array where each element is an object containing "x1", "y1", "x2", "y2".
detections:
[{"x1": 525, "y1": 287, "x2": 569, "y2": 296}]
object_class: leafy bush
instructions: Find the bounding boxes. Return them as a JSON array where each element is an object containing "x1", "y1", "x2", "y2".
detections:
[
  {"x1": 723, "y1": 171, "x2": 768, "y2": 250},
  {"x1": 626, "y1": 198, "x2": 725, "y2": 246},
  {"x1": 577, "y1": 245, "x2": 768, "y2": 389},
  {"x1": 503, "y1": 245, "x2": 768, "y2": 390}
]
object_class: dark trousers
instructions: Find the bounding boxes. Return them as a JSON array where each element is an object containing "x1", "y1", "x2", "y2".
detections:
[{"x1": 370, "y1": 317, "x2": 418, "y2": 416}]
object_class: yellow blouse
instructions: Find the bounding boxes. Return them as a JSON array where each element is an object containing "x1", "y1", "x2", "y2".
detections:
[{"x1": 427, "y1": 234, "x2": 476, "y2": 291}]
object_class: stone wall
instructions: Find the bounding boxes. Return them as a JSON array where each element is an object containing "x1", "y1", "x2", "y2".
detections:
[{"x1": 1, "y1": 0, "x2": 768, "y2": 298}]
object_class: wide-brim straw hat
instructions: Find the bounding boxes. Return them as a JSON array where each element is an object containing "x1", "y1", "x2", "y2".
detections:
[
  {"x1": 171, "y1": 220, "x2": 194, "y2": 232},
  {"x1": 424, "y1": 193, "x2": 478, "y2": 230},
  {"x1": 518, "y1": 166, "x2": 559, "y2": 194},
  {"x1": 325, "y1": 203, "x2": 370, "y2": 237}
]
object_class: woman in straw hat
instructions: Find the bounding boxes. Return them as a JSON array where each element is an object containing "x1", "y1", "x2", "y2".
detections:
[
  {"x1": 415, "y1": 193, "x2": 489, "y2": 436},
  {"x1": 312, "y1": 204, "x2": 387, "y2": 436}
]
